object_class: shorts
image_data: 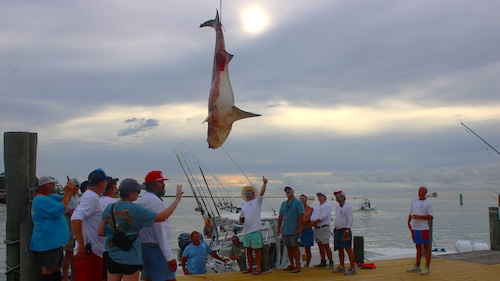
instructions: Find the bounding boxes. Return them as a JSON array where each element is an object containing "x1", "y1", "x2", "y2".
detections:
[
  {"x1": 242, "y1": 231, "x2": 263, "y2": 249},
  {"x1": 73, "y1": 250, "x2": 103, "y2": 281},
  {"x1": 333, "y1": 228, "x2": 352, "y2": 251},
  {"x1": 314, "y1": 225, "x2": 331, "y2": 244},
  {"x1": 38, "y1": 246, "x2": 64, "y2": 269},
  {"x1": 64, "y1": 237, "x2": 75, "y2": 252},
  {"x1": 300, "y1": 228, "x2": 314, "y2": 247},
  {"x1": 282, "y1": 235, "x2": 299, "y2": 247},
  {"x1": 105, "y1": 253, "x2": 142, "y2": 275},
  {"x1": 141, "y1": 243, "x2": 176, "y2": 281},
  {"x1": 411, "y1": 230, "x2": 430, "y2": 244}
]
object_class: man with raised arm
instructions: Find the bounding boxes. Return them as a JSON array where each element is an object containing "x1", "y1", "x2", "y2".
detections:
[
  {"x1": 239, "y1": 176, "x2": 268, "y2": 275},
  {"x1": 139, "y1": 170, "x2": 183, "y2": 281}
]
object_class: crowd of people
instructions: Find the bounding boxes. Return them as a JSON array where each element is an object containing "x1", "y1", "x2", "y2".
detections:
[
  {"x1": 30, "y1": 169, "x2": 434, "y2": 280},
  {"x1": 238, "y1": 184, "x2": 432, "y2": 276},
  {"x1": 30, "y1": 169, "x2": 183, "y2": 281}
]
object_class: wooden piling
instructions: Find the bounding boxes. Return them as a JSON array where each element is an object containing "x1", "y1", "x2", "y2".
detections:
[
  {"x1": 489, "y1": 207, "x2": 500, "y2": 250},
  {"x1": 4, "y1": 132, "x2": 38, "y2": 281},
  {"x1": 354, "y1": 236, "x2": 364, "y2": 263}
]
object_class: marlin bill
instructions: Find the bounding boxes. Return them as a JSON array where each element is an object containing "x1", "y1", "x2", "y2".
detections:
[{"x1": 200, "y1": 10, "x2": 260, "y2": 149}]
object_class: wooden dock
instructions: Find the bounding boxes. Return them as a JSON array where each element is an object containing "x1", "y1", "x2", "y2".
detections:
[{"x1": 177, "y1": 250, "x2": 500, "y2": 281}]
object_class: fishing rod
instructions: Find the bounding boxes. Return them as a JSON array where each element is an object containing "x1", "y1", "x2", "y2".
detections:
[
  {"x1": 461, "y1": 122, "x2": 500, "y2": 157},
  {"x1": 174, "y1": 149, "x2": 204, "y2": 216},
  {"x1": 185, "y1": 156, "x2": 214, "y2": 218},
  {"x1": 199, "y1": 165, "x2": 221, "y2": 217},
  {"x1": 175, "y1": 147, "x2": 215, "y2": 219},
  {"x1": 177, "y1": 145, "x2": 219, "y2": 217},
  {"x1": 181, "y1": 143, "x2": 238, "y2": 212}
]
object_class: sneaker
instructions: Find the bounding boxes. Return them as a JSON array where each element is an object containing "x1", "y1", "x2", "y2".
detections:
[
  {"x1": 420, "y1": 265, "x2": 430, "y2": 275},
  {"x1": 331, "y1": 266, "x2": 346, "y2": 273},
  {"x1": 407, "y1": 264, "x2": 421, "y2": 273},
  {"x1": 327, "y1": 261, "x2": 334, "y2": 270},
  {"x1": 314, "y1": 260, "x2": 327, "y2": 268},
  {"x1": 344, "y1": 268, "x2": 357, "y2": 275}
]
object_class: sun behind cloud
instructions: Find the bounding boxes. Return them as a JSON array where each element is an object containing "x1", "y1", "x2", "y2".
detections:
[{"x1": 241, "y1": 6, "x2": 269, "y2": 35}]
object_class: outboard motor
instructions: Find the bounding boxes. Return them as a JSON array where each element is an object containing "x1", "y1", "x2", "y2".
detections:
[{"x1": 178, "y1": 233, "x2": 192, "y2": 251}]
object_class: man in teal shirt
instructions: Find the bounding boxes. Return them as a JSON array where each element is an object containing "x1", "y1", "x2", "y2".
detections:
[
  {"x1": 278, "y1": 186, "x2": 304, "y2": 273},
  {"x1": 31, "y1": 176, "x2": 74, "y2": 281}
]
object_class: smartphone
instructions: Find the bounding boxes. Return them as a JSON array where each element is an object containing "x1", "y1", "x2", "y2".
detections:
[{"x1": 85, "y1": 243, "x2": 91, "y2": 254}]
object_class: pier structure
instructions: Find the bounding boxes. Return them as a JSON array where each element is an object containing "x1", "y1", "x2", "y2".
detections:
[{"x1": 4, "y1": 132, "x2": 39, "y2": 281}]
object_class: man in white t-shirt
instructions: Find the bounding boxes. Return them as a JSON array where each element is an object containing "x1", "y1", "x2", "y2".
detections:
[
  {"x1": 239, "y1": 176, "x2": 268, "y2": 275},
  {"x1": 331, "y1": 190, "x2": 356, "y2": 275},
  {"x1": 310, "y1": 192, "x2": 333, "y2": 269},
  {"x1": 138, "y1": 170, "x2": 182, "y2": 281},
  {"x1": 71, "y1": 168, "x2": 108, "y2": 281},
  {"x1": 407, "y1": 186, "x2": 434, "y2": 275}
]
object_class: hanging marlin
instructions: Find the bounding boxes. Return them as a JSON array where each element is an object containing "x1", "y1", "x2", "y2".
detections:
[{"x1": 200, "y1": 10, "x2": 260, "y2": 149}]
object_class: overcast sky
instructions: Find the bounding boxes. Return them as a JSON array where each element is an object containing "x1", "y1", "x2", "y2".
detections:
[{"x1": 1, "y1": 0, "x2": 499, "y2": 198}]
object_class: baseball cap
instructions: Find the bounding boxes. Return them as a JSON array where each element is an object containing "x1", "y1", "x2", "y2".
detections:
[
  {"x1": 316, "y1": 192, "x2": 327, "y2": 197},
  {"x1": 72, "y1": 178, "x2": 81, "y2": 186},
  {"x1": 105, "y1": 177, "x2": 119, "y2": 192},
  {"x1": 88, "y1": 168, "x2": 108, "y2": 185},
  {"x1": 80, "y1": 180, "x2": 88, "y2": 193},
  {"x1": 119, "y1": 178, "x2": 146, "y2": 193},
  {"x1": 284, "y1": 186, "x2": 292, "y2": 191},
  {"x1": 38, "y1": 176, "x2": 56, "y2": 187},
  {"x1": 144, "y1": 170, "x2": 169, "y2": 183},
  {"x1": 334, "y1": 190, "x2": 346, "y2": 197}
]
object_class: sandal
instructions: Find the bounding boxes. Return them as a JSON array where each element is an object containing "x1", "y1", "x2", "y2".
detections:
[
  {"x1": 291, "y1": 268, "x2": 301, "y2": 273},
  {"x1": 252, "y1": 270, "x2": 261, "y2": 275},
  {"x1": 242, "y1": 268, "x2": 253, "y2": 274},
  {"x1": 283, "y1": 265, "x2": 295, "y2": 271}
]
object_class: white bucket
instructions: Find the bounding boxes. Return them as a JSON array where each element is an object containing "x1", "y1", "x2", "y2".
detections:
[
  {"x1": 455, "y1": 240, "x2": 472, "y2": 252},
  {"x1": 472, "y1": 242, "x2": 490, "y2": 251}
]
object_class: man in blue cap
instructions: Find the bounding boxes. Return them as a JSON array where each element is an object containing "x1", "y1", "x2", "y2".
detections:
[{"x1": 71, "y1": 168, "x2": 109, "y2": 281}]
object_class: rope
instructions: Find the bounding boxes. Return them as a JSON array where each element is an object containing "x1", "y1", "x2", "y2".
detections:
[
  {"x1": 219, "y1": 0, "x2": 223, "y2": 21},
  {"x1": 4, "y1": 239, "x2": 20, "y2": 245},
  {"x1": 5, "y1": 264, "x2": 20, "y2": 274}
]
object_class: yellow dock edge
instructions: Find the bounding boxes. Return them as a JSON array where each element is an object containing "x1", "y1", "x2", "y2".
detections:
[{"x1": 177, "y1": 255, "x2": 500, "y2": 281}]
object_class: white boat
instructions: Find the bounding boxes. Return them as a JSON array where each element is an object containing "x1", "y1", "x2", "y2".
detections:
[
  {"x1": 174, "y1": 146, "x2": 286, "y2": 273},
  {"x1": 359, "y1": 198, "x2": 376, "y2": 211}
]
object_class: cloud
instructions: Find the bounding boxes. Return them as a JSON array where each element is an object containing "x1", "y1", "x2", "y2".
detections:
[
  {"x1": 117, "y1": 118, "x2": 160, "y2": 137},
  {"x1": 1, "y1": 0, "x2": 500, "y2": 198}
]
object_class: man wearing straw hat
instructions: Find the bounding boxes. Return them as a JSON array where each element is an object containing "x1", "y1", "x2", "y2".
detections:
[{"x1": 239, "y1": 176, "x2": 268, "y2": 275}]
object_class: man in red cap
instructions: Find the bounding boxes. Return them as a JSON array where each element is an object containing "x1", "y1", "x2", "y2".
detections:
[
  {"x1": 332, "y1": 190, "x2": 356, "y2": 275},
  {"x1": 139, "y1": 170, "x2": 183, "y2": 281}
]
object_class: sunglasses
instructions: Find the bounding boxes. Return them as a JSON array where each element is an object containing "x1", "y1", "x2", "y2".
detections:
[{"x1": 245, "y1": 191, "x2": 254, "y2": 195}]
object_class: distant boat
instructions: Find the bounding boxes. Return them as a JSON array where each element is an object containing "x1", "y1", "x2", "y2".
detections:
[
  {"x1": 359, "y1": 198, "x2": 376, "y2": 211},
  {"x1": 426, "y1": 192, "x2": 438, "y2": 198}
]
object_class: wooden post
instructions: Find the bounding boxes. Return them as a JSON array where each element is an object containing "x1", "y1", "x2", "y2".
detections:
[
  {"x1": 353, "y1": 236, "x2": 364, "y2": 264},
  {"x1": 489, "y1": 207, "x2": 500, "y2": 250},
  {"x1": 4, "y1": 132, "x2": 38, "y2": 281}
]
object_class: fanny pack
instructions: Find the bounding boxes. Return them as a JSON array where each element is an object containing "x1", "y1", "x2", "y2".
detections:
[{"x1": 111, "y1": 203, "x2": 137, "y2": 251}]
